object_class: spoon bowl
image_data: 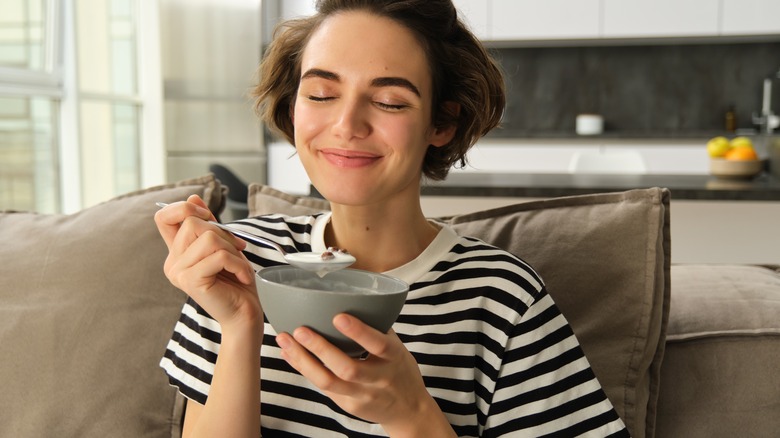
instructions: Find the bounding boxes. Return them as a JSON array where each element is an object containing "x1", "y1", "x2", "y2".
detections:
[{"x1": 156, "y1": 202, "x2": 355, "y2": 274}]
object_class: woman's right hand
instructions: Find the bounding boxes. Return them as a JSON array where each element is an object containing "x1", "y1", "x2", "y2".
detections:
[{"x1": 154, "y1": 194, "x2": 261, "y2": 330}]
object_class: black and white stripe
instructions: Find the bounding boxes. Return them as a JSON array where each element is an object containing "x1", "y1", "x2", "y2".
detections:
[{"x1": 160, "y1": 214, "x2": 628, "y2": 437}]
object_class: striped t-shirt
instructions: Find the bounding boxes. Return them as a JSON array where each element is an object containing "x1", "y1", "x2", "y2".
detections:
[{"x1": 160, "y1": 213, "x2": 628, "y2": 437}]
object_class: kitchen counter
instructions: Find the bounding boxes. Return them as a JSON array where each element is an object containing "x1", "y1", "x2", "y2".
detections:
[
  {"x1": 421, "y1": 172, "x2": 780, "y2": 202},
  {"x1": 484, "y1": 129, "x2": 729, "y2": 140}
]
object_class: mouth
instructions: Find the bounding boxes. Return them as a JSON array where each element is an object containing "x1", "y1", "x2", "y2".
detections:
[{"x1": 319, "y1": 148, "x2": 381, "y2": 168}]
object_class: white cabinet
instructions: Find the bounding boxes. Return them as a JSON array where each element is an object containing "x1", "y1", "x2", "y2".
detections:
[
  {"x1": 721, "y1": 0, "x2": 780, "y2": 35},
  {"x1": 490, "y1": 0, "x2": 600, "y2": 41},
  {"x1": 602, "y1": 0, "x2": 720, "y2": 38},
  {"x1": 453, "y1": 0, "x2": 490, "y2": 41},
  {"x1": 478, "y1": 0, "x2": 779, "y2": 42},
  {"x1": 261, "y1": 1, "x2": 780, "y2": 43}
]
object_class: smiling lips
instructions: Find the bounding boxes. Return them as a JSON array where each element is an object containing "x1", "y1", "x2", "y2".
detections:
[{"x1": 320, "y1": 148, "x2": 381, "y2": 168}]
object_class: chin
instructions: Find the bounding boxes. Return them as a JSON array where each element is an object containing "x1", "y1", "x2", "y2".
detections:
[
  {"x1": 318, "y1": 192, "x2": 366, "y2": 207},
  {"x1": 314, "y1": 184, "x2": 375, "y2": 207}
]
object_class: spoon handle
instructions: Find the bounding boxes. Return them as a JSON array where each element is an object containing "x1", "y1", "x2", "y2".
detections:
[
  {"x1": 209, "y1": 221, "x2": 288, "y2": 256},
  {"x1": 155, "y1": 202, "x2": 288, "y2": 256}
]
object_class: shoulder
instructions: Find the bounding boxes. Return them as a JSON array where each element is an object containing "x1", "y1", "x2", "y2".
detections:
[
  {"x1": 413, "y1": 227, "x2": 546, "y2": 313},
  {"x1": 443, "y1": 231, "x2": 544, "y2": 291}
]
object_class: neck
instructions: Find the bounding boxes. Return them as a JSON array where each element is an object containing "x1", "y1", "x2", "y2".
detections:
[{"x1": 326, "y1": 199, "x2": 438, "y2": 272}]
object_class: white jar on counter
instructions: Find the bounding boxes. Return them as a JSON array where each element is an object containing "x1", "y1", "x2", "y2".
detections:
[{"x1": 576, "y1": 114, "x2": 604, "y2": 135}]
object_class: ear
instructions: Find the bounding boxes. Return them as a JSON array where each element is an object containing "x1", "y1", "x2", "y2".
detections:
[{"x1": 429, "y1": 101, "x2": 460, "y2": 147}]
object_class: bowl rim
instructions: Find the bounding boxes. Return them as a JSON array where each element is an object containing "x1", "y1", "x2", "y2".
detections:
[{"x1": 255, "y1": 265, "x2": 409, "y2": 296}]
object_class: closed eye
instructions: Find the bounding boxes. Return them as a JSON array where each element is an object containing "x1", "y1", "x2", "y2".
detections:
[
  {"x1": 308, "y1": 95, "x2": 334, "y2": 102},
  {"x1": 375, "y1": 102, "x2": 407, "y2": 111}
]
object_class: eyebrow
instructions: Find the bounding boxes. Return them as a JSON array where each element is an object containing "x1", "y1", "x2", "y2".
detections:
[{"x1": 301, "y1": 68, "x2": 421, "y2": 97}]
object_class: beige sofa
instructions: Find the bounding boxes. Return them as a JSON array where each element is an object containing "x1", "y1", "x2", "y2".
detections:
[{"x1": 1, "y1": 174, "x2": 777, "y2": 437}]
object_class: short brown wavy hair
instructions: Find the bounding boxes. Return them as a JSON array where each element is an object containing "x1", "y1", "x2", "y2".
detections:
[{"x1": 252, "y1": 0, "x2": 505, "y2": 181}]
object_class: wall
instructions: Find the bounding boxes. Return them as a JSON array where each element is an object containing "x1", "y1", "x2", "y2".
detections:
[{"x1": 160, "y1": 0, "x2": 266, "y2": 187}]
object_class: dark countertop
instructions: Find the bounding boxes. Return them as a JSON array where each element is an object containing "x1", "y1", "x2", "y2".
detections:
[
  {"x1": 421, "y1": 172, "x2": 780, "y2": 202},
  {"x1": 484, "y1": 130, "x2": 728, "y2": 140}
]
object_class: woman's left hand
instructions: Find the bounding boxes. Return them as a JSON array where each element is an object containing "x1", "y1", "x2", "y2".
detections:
[{"x1": 275, "y1": 314, "x2": 455, "y2": 436}]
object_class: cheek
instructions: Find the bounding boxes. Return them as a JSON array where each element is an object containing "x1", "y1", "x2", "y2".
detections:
[
  {"x1": 292, "y1": 104, "x2": 323, "y2": 142},
  {"x1": 377, "y1": 117, "x2": 430, "y2": 153}
]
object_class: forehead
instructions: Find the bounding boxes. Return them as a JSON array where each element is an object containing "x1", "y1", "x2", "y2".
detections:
[{"x1": 300, "y1": 11, "x2": 432, "y2": 92}]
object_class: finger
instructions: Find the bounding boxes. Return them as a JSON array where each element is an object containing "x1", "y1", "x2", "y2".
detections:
[
  {"x1": 163, "y1": 219, "x2": 249, "y2": 293},
  {"x1": 280, "y1": 328, "x2": 359, "y2": 395},
  {"x1": 170, "y1": 251, "x2": 257, "y2": 324},
  {"x1": 154, "y1": 199, "x2": 214, "y2": 249},
  {"x1": 187, "y1": 248, "x2": 255, "y2": 292},
  {"x1": 167, "y1": 217, "x2": 212, "y2": 263},
  {"x1": 333, "y1": 313, "x2": 396, "y2": 360},
  {"x1": 186, "y1": 195, "x2": 217, "y2": 221},
  {"x1": 170, "y1": 217, "x2": 245, "y2": 261},
  {"x1": 199, "y1": 241, "x2": 255, "y2": 286},
  {"x1": 184, "y1": 196, "x2": 247, "y2": 249},
  {"x1": 169, "y1": 228, "x2": 255, "y2": 288},
  {"x1": 276, "y1": 331, "x2": 336, "y2": 379}
]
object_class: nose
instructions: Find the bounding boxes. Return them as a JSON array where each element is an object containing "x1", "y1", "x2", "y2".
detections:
[{"x1": 331, "y1": 98, "x2": 370, "y2": 139}]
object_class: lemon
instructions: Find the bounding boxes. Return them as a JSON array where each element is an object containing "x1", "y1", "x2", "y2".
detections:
[
  {"x1": 706, "y1": 136, "x2": 731, "y2": 157},
  {"x1": 730, "y1": 136, "x2": 753, "y2": 149}
]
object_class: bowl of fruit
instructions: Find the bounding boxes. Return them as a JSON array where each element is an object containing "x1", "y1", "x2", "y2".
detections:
[{"x1": 707, "y1": 136, "x2": 763, "y2": 180}]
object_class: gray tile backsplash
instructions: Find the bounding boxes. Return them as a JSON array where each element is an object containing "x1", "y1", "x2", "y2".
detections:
[{"x1": 490, "y1": 42, "x2": 780, "y2": 139}]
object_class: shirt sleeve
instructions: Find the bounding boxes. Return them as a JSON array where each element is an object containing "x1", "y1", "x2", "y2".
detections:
[{"x1": 484, "y1": 288, "x2": 629, "y2": 437}]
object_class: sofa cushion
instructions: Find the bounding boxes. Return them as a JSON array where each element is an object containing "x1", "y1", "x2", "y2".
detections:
[
  {"x1": 656, "y1": 264, "x2": 780, "y2": 437},
  {"x1": 247, "y1": 184, "x2": 671, "y2": 438},
  {"x1": 0, "y1": 174, "x2": 225, "y2": 438}
]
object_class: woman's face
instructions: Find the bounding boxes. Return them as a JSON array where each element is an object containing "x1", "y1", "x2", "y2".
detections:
[{"x1": 293, "y1": 11, "x2": 453, "y2": 207}]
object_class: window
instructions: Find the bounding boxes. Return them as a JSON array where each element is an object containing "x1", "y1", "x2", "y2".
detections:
[
  {"x1": 75, "y1": 0, "x2": 142, "y2": 207},
  {"x1": 0, "y1": 0, "x2": 60, "y2": 212},
  {"x1": 0, "y1": 0, "x2": 162, "y2": 213},
  {"x1": 0, "y1": 96, "x2": 60, "y2": 212}
]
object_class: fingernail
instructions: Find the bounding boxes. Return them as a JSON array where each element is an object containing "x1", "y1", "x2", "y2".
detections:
[
  {"x1": 276, "y1": 334, "x2": 291, "y2": 349},
  {"x1": 294, "y1": 328, "x2": 311, "y2": 344},
  {"x1": 195, "y1": 206, "x2": 211, "y2": 217},
  {"x1": 334, "y1": 314, "x2": 351, "y2": 330}
]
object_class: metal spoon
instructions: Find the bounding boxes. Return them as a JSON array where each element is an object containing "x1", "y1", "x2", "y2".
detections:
[{"x1": 156, "y1": 202, "x2": 355, "y2": 275}]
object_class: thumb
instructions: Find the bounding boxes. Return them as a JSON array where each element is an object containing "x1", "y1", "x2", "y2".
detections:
[{"x1": 186, "y1": 194, "x2": 216, "y2": 221}]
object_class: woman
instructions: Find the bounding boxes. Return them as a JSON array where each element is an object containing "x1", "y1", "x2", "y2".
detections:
[{"x1": 155, "y1": 0, "x2": 629, "y2": 436}]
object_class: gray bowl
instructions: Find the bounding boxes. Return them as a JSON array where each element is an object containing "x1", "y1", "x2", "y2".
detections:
[{"x1": 256, "y1": 266, "x2": 409, "y2": 357}]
